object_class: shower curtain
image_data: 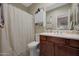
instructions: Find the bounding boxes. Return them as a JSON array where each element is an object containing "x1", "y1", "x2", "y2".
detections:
[{"x1": 0, "y1": 4, "x2": 34, "y2": 56}]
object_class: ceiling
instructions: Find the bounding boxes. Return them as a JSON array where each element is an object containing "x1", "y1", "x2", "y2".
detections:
[{"x1": 22, "y1": 3, "x2": 32, "y2": 7}]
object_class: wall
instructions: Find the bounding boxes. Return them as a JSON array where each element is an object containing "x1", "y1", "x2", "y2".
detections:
[{"x1": 46, "y1": 4, "x2": 72, "y2": 30}]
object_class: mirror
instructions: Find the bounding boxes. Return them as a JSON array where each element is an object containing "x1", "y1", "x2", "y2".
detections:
[
  {"x1": 74, "y1": 4, "x2": 79, "y2": 31},
  {"x1": 46, "y1": 4, "x2": 72, "y2": 30}
]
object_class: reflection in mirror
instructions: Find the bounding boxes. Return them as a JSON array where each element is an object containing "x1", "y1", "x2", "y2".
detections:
[
  {"x1": 74, "y1": 3, "x2": 79, "y2": 31},
  {"x1": 57, "y1": 15, "x2": 68, "y2": 30},
  {"x1": 46, "y1": 4, "x2": 72, "y2": 31},
  {"x1": 77, "y1": 4, "x2": 79, "y2": 25}
]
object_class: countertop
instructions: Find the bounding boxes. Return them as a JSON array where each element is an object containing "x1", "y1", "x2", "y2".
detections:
[{"x1": 40, "y1": 32, "x2": 79, "y2": 40}]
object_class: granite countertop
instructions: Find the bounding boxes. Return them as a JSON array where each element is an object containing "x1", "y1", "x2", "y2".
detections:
[{"x1": 40, "y1": 32, "x2": 79, "y2": 40}]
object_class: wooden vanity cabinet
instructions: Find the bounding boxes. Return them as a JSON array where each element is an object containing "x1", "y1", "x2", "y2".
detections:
[
  {"x1": 40, "y1": 36, "x2": 54, "y2": 56},
  {"x1": 40, "y1": 35, "x2": 79, "y2": 56}
]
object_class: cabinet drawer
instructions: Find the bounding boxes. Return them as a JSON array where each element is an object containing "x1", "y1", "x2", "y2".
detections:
[
  {"x1": 40, "y1": 35, "x2": 46, "y2": 41},
  {"x1": 47, "y1": 36, "x2": 65, "y2": 45},
  {"x1": 40, "y1": 41, "x2": 53, "y2": 56},
  {"x1": 69, "y1": 40, "x2": 79, "y2": 48}
]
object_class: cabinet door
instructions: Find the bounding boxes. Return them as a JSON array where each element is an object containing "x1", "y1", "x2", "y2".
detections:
[
  {"x1": 45, "y1": 41, "x2": 53, "y2": 56},
  {"x1": 55, "y1": 44, "x2": 67, "y2": 56},
  {"x1": 40, "y1": 41, "x2": 47, "y2": 56},
  {"x1": 40, "y1": 41, "x2": 54, "y2": 56},
  {"x1": 46, "y1": 41, "x2": 55, "y2": 56}
]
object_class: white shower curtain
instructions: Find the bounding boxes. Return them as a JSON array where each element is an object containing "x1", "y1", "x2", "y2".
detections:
[{"x1": 0, "y1": 4, "x2": 34, "y2": 56}]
